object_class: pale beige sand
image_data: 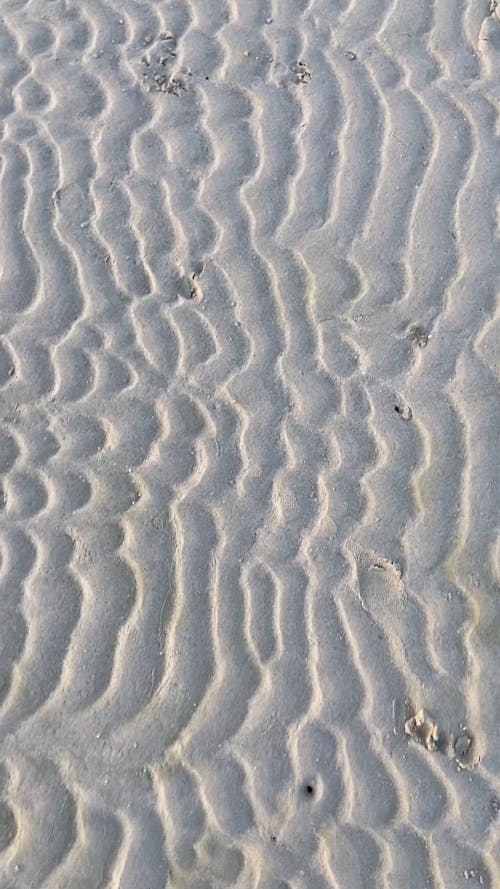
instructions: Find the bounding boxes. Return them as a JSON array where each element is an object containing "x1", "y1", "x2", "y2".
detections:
[{"x1": 0, "y1": 0, "x2": 499, "y2": 886}]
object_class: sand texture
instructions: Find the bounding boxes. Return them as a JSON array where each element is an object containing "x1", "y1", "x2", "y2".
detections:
[{"x1": 0, "y1": 0, "x2": 499, "y2": 886}]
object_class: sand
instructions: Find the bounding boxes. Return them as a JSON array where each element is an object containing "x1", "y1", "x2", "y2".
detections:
[{"x1": 0, "y1": 0, "x2": 499, "y2": 886}]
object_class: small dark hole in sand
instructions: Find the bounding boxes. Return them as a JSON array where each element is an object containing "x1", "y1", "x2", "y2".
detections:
[
  {"x1": 270, "y1": 835, "x2": 277, "y2": 842},
  {"x1": 305, "y1": 783, "x2": 314, "y2": 796}
]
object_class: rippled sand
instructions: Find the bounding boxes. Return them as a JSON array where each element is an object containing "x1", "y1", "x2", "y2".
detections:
[{"x1": 0, "y1": 1, "x2": 499, "y2": 886}]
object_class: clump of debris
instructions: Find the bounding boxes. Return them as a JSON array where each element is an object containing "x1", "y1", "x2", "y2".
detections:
[
  {"x1": 403, "y1": 705, "x2": 478, "y2": 768},
  {"x1": 293, "y1": 60, "x2": 311, "y2": 84},
  {"x1": 406, "y1": 324, "x2": 430, "y2": 348},
  {"x1": 140, "y1": 32, "x2": 188, "y2": 95},
  {"x1": 404, "y1": 708, "x2": 439, "y2": 751},
  {"x1": 463, "y1": 867, "x2": 484, "y2": 884},
  {"x1": 394, "y1": 401, "x2": 412, "y2": 420}
]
